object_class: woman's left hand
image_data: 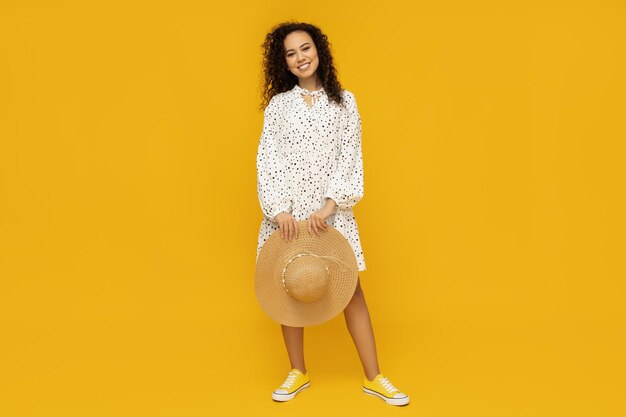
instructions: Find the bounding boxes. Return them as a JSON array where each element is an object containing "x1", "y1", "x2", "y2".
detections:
[{"x1": 308, "y1": 198, "x2": 337, "y2": 237}]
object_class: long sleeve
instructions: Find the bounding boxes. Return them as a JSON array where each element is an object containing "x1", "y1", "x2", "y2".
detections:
[
  {"x1": 256, "y1": 95, "x2": 293, "y2": 223},
  {"x1": 324, "y1": 92, "x2": 364, "y2": 210}
]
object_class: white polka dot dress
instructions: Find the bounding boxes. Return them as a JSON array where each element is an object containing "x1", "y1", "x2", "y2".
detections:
[{"x1": 256, "y1": 84, "x2": 366, "y2": 272}]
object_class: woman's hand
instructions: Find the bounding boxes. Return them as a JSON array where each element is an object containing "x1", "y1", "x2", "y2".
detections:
[
  {"x1": 275, "y1": 212, "x2": 299, "y2": 242},
  {"x1": 308, "y1": 198, "x2": 337, "y2": 237}
]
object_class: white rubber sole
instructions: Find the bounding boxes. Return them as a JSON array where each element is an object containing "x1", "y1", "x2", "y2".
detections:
[
  {"x1": 272, "y1": 382, "x2": 311, "y2": 402},
  {"x1": 363, "y1": 387, "x2": 410, "y2": 406}
]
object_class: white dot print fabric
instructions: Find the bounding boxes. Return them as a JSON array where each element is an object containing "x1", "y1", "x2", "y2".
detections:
[{"x1": 256, "y1": 84, "x2": 366, "y2": 271}]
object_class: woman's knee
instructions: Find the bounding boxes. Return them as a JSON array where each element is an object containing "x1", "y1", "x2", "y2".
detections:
[{"x1": 353, "y1": 277, "x2": 363, "y2": 297}]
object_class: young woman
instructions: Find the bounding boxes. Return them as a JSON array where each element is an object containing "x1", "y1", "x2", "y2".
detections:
[{"x1": 256, "y1": 22, "x2": 410, "y2": 406}]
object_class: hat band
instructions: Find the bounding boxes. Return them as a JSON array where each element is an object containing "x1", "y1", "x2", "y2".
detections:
[{"x1": 280, "y1": 250, "x2": 353, "y2": 295}]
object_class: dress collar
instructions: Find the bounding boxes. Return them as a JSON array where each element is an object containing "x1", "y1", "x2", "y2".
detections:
[
  {"x1": 292, "y1": 84, "x2": 325, "y2": 95},
  {"x1": 292, "y1": 84, "x2": 325, "y2": 106}
]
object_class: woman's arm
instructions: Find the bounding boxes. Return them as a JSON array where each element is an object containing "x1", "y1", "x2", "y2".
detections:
[
  {"x1": 256, "y1": 95, "x2": 293, "y2": 222},
  {"x1": 309, "y1": 93, "x2": 364, "y2": 237},
  {"x1": 323, "y1": 91, "x2": 365, "y2": 211}
]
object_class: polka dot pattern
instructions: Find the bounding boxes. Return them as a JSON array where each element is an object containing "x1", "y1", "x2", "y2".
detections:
[{"x1": 256, "y1": 84, "x2": 366, "y2": 271}]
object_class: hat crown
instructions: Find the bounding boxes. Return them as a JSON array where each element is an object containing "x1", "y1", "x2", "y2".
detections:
[{"x1": 282, "y1": 254, "x2": 330, "y2": 304}]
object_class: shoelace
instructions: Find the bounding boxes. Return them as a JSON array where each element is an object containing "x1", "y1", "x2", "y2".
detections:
[
  {"x1": 280, "y1": 371, "x2": 300, "y2": 389},
  {"x1": 378, "y1": 376, "x2": 399, "y2": 394}
]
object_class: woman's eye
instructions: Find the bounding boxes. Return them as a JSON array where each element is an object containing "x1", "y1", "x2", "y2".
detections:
[{"x1": 286, "y1": 47, "x2": 308, "y2": 58}]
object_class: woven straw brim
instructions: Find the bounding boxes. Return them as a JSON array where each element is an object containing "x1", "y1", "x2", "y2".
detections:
[{"x1": 255, "y1": 220, "x2": 358, "y2": 327}]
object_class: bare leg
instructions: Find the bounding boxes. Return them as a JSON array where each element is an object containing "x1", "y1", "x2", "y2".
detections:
[
  {"x1": 280, "y1": 325, "x2": 307, "y2": 374},
  {"x1": 343, "y1": 277, "x2": 381, "y2": 381}
]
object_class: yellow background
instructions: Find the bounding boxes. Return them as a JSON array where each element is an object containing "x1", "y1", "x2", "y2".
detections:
[{"x1": 1, "y1": 1, "x2": 624, "y2": 416}]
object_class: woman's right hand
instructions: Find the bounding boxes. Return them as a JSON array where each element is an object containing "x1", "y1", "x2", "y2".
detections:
[{"x1": 274, "y1": 212, "x2": 299, "y2": 242}]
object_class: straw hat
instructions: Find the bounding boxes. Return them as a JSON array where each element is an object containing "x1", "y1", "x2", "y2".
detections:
[{"x1": 255, "y1": 220, "x2": 359, "y2": 327}]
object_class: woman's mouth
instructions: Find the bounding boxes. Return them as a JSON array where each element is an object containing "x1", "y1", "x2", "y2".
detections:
[{"x1": 298, "y1": 62, "x2": 310, "y2": 71}]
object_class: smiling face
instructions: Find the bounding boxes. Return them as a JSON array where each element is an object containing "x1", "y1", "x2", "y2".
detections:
[{"x1": 284, "y1": 30, "x2": 320, "y2": 85}]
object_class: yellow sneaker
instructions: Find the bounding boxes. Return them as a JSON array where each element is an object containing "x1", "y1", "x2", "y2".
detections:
[
  {"x1": 362, "y1": 373, "x2": 410, "y2": 406},
  {"x1": 272, "y1": 368, "x2": 311, "y2": 402}
]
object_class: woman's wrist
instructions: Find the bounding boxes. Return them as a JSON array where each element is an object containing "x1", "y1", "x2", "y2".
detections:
[{"x1": 323, "y1": 198, "x2": 337, "y2": 215}]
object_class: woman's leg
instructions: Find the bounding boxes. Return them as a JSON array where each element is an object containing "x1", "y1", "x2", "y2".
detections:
[
  {"x1": 280, "y1": 325, "x2": 307, "y2": 373},
  {"x1": 343, "y1": 277, "x2": 381, "y2": 381}
]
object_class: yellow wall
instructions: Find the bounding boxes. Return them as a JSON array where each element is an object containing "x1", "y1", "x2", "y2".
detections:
[{"x1": 0, "y1": 1, "x2": 624, "y2": 416}]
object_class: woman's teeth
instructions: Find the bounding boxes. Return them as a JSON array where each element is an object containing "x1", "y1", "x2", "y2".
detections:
[{"x1": 298, "y1": 63, "x2": 310, "y2": 70}]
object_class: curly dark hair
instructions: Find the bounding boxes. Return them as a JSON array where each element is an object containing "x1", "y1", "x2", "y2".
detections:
[{"x1": 259, "y1": 21, "x2": 346, "y2": 112}]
